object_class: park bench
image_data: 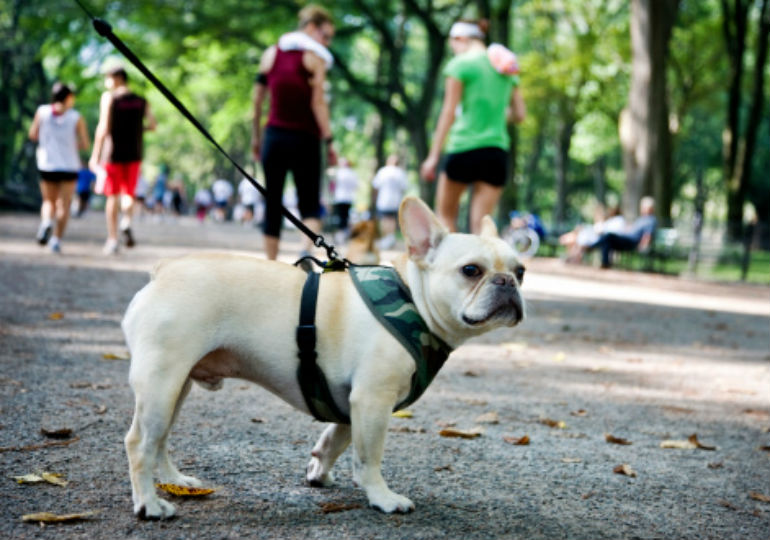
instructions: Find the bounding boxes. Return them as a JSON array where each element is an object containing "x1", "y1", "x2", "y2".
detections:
[{"x1": 617, "y1": 227, "x2": 680, "y2": 273}]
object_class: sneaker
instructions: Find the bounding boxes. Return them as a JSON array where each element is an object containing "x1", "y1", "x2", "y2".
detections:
[
  {"x1": 49, "y1": 237, "x2": 61, "y2": 254},
  {"x1": 36, "y1": 221, "x2": 52, "y2": 245},
  {"x1": 103, "y1": 239, "x2": 119, "y2": 255},
  {"x1": 121, "y1": 227, "x2": 135, "y2": 248}
]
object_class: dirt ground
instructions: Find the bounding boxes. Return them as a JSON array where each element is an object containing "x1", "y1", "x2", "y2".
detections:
[{"x1": 1, "y1": 210, "x2": 769, "y2": 540}]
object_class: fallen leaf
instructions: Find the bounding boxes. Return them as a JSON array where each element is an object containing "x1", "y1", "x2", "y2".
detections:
[
  {"x1": 48, "y1": 312, "x2": 64, "y2": 320},
  {"x1": 613, "y1": 464, "x2": 637, "y2": 478},
  {"x1": 503, "y1": 435, "x2": 530, "y2": 446},
  {"x1": 661, "y1": 405, "x2": 694, "y2": 414},
  {"x1": 94, "y1": 405, "x2": 108, "y2": 415},
  {"x1": 660, "y1": 439, "x2": 697, "y2": 450},
  {"x1": 250, "y1": 417, "x2": 266, "y2": 423},
  {"x1": 475, "y1": 412, "x2": 499, "y2": 424},
  {"x1": 605, "y1": 434, "x2": 633, "y2": 446},
  {"x1": 539, "y1": 418, "x2": 567, "y2": 429},
  {"x1": 434, "y1": 464, "x2": 453, "y2": 472},
  {"x1": 101, "y1": 352, "x2": 129, "y2": 361},
  {"x1": 391, "y1": 410, "x2": 413, "y2": 419},
  {"x1": 317, "y1": 502, "x2": 362, "y2": 514},
  {"x1": 581, "y1": 492, "x2": 595, "y2": 500},
  {"x1": 718, "y1": 499, "x2": 739, "y2": 511},
  {"x1": 436, "y1": 420, "x2": 456, "y2": 428},
  {"x1": 749, "y1": 491, "x2": 770, "y2": 503},
  {"x1": 155, "y1": 483, "x2": 215, "y2": 497},
  {"x1": 388, "y1": 425, "x2": 425, "y2": 434},
  {"x1": 40, "y1": 472, "x2": 68, "y2": 487},
  {"x1": 708, "y1": 462, "x2": 724, "y2": 469},
  {"x1": 760, "y1": 445, "x2": 770, "y2": 452},
  {"x1": 438, "y1": 427, "x2": 484, "y2": 439},
  {"x1": 22, "y1": 511, "x2": 97, "y2": 523},
  {"x1": 463, "y1": 370, "x2": 479, "y2": 377},
  {"x1": 561, "y1": 457, "x2": 582, "y2": 463},
  {"x1": 40, "y1": 427, "x2": 73, "y2": 440},
  {"x1": 688, "y1": 433, "x2": 717, "y2": 451},
  {"x1": 570, "y1": 409, "x2": 588, "y2": 417}
]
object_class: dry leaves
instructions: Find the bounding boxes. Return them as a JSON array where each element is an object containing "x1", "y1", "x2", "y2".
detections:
[
  {"x1": 570, "y1": 409, "x2": 588, "y2": 417},
  {"x1": 101, "y1": 352, "x2": 129, "y2": 361},
  {"x1": 475, "y1": 412, "x2": 499, "y2": 424},
  {"x1": 539, "y1": 418, "x2": 567, "y2": 429},
  {"x1": 503, "y1": 435, "x2": 530, "y2": 446},
  {"x1": 438, "y1": 427, "x2": 484, "y2": 439},
  {"x1": 47, "y1": 312, "x2": 64, "y2": 320},
  {"x1": 605, "y1": 434, "x2": 633, "y2": 446},
  {"x1": 155, "y1": 483, "x2": 216, "y2": 497},
  {"x1": 391, "y1": 410, "x2": 413, "y2": 419},
  {"x1": 22, "y1": 511, "x2": 97, "y2": 523},
  {"x1": 749, "y1": 491, "x2": 770, "y2": 503},
  {"x1": 660, "y1": 434, "x2": 716, "y2": 451},
  {"x1": 613, "y1": 464, "x2": 637, "y2": 478},
  {"x1": 317, "y1": 501, "x2": 362, "y2": 513},
  {"x1": 14, "y1": 472, "x2": 68, "y2": 487},
  {"x1": 40, "y1": 427, "x2": 73, "y2": 440}
]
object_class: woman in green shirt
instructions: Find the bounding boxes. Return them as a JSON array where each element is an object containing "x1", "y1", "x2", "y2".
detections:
[{"x1": 420, "y1": 19, "x2": 526, "y2": 234}]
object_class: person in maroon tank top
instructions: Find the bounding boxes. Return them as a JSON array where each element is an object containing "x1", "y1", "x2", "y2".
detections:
[{"x1": 252, "y1": 4, "x2": 337, "y2": 260}]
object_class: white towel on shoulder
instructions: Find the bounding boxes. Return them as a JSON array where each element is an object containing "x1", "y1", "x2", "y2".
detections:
[{"x1": 278, "y1": 31, "x2": 334, "y2": 69}]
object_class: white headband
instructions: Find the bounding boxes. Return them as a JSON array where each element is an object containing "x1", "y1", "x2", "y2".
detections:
[{"x1": 449, "y1": 22, "x2": 484, "y2": 39}]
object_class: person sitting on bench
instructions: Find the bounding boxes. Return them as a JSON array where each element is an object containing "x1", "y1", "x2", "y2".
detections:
[{"x1": 590, "y1": 196, "x2": 657, "y2": 269}]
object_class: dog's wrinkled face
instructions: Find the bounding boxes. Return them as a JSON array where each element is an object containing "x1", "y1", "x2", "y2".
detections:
[{"x1": 399, "y1": 198, "x2": 525, "y2": 344}]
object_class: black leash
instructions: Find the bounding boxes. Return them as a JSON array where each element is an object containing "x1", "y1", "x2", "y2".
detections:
[{"x1": 73, "y1": 0, "x2": 343, "y2": 263}]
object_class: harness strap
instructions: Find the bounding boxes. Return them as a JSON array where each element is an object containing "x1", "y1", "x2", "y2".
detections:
[{"x1": 296, "y1": 271, "x2": 351, "y2": 424}]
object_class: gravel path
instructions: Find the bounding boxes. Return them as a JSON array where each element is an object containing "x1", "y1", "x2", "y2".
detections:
[{"x1": 1, "y1": 211, "x2": 769, "y2": 539}]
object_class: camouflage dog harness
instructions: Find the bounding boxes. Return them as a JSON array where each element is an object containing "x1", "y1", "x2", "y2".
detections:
[{"x1": 296, "y1": 265, "x2": 453, "y2": 424}]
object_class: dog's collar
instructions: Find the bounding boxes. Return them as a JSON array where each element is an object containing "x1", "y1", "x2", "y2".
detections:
[{"x1": 349, "y1": 265, "x2": 454, "y2": 412}]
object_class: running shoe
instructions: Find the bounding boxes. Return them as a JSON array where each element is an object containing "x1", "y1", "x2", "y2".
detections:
[
  {"x1": 36, "y1": 222, "x2": 52, "y2": 245},
  {"x1": 122, "y1": 227, "x2": 136, "y2": 248}
]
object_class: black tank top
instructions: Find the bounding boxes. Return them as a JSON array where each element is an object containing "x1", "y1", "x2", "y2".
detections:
[{"x1": 108, "y1": 92, "x2": 146, "y2": 162}]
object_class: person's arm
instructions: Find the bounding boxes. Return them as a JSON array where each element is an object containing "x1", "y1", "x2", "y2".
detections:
[
  {"x1": 28, "y1": 109, "x2": 41, "y2": 142},
  {"x1": 76, "y1": 115, "x2": 90, "y2": 151},
  {"x1": 305, "y1": 51, "x2": 336, "y2": 165},
  {"x1": 144, "y1": 102, "x2": 157, "y2": 132},
  {"x1": 419, "y1": 76, "x2": 463, "y2": 181},
  {"x1": 89, "y1": 91, "x2": 113, "y2": 171},
  {"x1": 508, "y1": 86, "x2": 526, "y2": 124},
  {"x1": 252, "y1": 46, "x2": 275, "y2": 162}
]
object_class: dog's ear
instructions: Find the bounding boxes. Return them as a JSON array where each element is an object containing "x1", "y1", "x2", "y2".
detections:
[
  {"x1": 480, "y1": 215, "x2": 498, "y2": 238},
  {"x1": 399, "y1": 196, "x2": 448, "y2": 263}
]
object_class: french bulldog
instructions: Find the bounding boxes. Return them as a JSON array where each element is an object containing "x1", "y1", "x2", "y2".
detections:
[{"x1": 122, "y1": 196, "x2": 525, "y2": 519}]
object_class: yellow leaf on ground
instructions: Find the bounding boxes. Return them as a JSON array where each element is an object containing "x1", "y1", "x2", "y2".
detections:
[
  {"x1": 475, "y1": 411, "x2": 499, "y2": 424},
  {"x1": 749, "y1": 491, "x2": 770, "y2": 503},
  {"x1": 14, "y1": 472, "x2": 68, "y2": 487},
  {"x1": 613, "y1": 464, "x2": 637, "y2": 477},
  {"x1": 391, "y1": 410, "x2": 413, "y2": 418},
  {"x1": 155, "y1": 483, "x2": 216, "y2": 497},
  {"x1": 48, "y1": 312, "x2": 64, "y2": 320},
  {"x1": 539, "y1": 418, "x2": 567, "y2": 429},
  {"x1": 688, "y1": 433, "x2": 717, "y2": 450},
  {"x1": 660, "y1": 433, "x2": 716, "y2": 450},
  {"x1": 438, "y1": 427, "x2": 484, "y2": 439},
  {"x1": 101, "y1": 352, "x2": 129, "y2": 361},
  {"x1": 22, "y1": 511, "x2": 97, "y2": 523},
  {"x1": 503, "y1": 435, "x2": 530, "y2": 446},
  {"x1": 605, "y1": 434, "x2": 633, "y2": 445}
]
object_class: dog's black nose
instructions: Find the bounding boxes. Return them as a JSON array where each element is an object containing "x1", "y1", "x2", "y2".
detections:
[{"x1": 491, "y1": 273, "x2": 516, "y2": 288}]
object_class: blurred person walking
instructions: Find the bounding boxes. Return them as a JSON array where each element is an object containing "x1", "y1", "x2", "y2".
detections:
[
  {"x1": 331, "y1": 157, "x2": 359, "y2": 243},
  {"x1": 420, "y1": 19, "x2": 525, "y2": 233},
  {"x1": 89, "y1": 66, "x2": 156, "y2": 254},
  {"x1": 372, "y1": 154, "x2": 408, "y2": 250},
  {"x1": 252, "y1": 4, "x2": 337, "y2": 259},
  {"x1": 28, "y1": 82, "x2": 90, "y2": 254}
]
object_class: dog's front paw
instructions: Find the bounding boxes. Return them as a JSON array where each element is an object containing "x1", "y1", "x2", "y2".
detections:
[
  {"x1": 367, "y1": 489, "x2": 414, "y2": 514},
  {"x1": 135, "y1": 497, "x2": 176, "y2": 520},
  {"x1": 306, "y1": 457, "x2": 335, "y2": 487}
]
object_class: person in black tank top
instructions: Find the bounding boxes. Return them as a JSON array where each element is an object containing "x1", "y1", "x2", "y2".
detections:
[{"x1": 89, "y1": 67, "x2": 156, "y2": 255}]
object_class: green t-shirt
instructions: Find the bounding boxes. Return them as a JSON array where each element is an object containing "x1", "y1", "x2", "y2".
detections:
[{"x1": 443, "y1": 49, "x2": 518, "y2": 154}]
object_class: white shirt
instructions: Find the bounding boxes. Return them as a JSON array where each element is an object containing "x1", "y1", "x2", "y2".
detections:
[
  {"x1": 333, "y1": 166, "x2": 359, "y2": 204},
  {"x1": 35, "y1": 104, "x2": 81, "y2": 172},
  {"x1": 372, "y1": 165, "x2": 408, "y2": 211},
  {"x1": 238, "y1": 178, "x2": 261, "y2": 206},
  {"x1": 212, "y1": 179, "x2": 234, "y2": 202},
  {"x1": 194, "y1": 189, "x2": 213, "y2": 206}
]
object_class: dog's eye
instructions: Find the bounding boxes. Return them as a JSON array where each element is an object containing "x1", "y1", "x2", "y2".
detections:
[
  {"x1": 461, "y1": 264, "x2": 482, "y2": 278},
  {"x1": 514, "y1": 266, "x2": 525, "y2": 284}
]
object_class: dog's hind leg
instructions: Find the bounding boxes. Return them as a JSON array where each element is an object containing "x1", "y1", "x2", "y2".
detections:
[
  {"x1": 125, "y1": 361, "x2": 192, "y2": 520},
  {"x1": 306, "y1": 423, "x2": 351, "y2": 487},
  {"x1": 155, "y1": 378, "x2": 203, "y2": 488}
]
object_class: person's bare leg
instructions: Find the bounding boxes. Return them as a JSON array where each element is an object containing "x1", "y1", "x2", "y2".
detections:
[
  {"x1": 469, "y1": 182, "x2": 503, "y2": 234},
  {"x1": 106, "y1": 195, "x2": 120, "y2": 241},
  {"x1": 301, "y1": 217, "x2": 321, "y2": 253},
  {"x1": 264, "y1": 235, "x2": 279, "y2": 260},
  {"x1": 53, "y1": 181, "x2": 76, "y2": 239},
  {"x1": 39, "y1": 181, "x2": 56, "y2": 225},
  {"x1": 435, "y1": 173, "x2": 467, "y2": 232}
]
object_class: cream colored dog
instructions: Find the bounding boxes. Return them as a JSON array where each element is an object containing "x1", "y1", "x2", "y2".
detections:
[{"x1": 123, "y1": 197, "x2": 525, "y2": 519}]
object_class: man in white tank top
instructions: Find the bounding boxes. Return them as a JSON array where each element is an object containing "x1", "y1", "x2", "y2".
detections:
[{"x1": 28, "y1": 82, "x2": 90, "y2": 253}]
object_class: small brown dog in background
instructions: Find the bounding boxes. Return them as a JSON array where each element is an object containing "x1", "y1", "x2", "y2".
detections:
[{"x1": 345, "y1": 220, "x2": 380, "y2": 265}]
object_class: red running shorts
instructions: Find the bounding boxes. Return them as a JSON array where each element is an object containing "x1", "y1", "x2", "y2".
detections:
[{"x1": 104, "y1": 161, "x2": 141, "y2": 197}]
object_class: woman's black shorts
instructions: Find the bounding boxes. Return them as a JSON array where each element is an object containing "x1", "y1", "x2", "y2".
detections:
[
  {"x1": 442, "y1": 146, "x2": 508, "y2": 187},
  {"x1": 39, "y1": 170, "x2": 78, "y2": 182}
]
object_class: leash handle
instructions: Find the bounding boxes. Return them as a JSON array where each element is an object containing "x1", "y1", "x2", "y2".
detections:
[{"x1": 74, "y1": 1, "x2": 341, "y2": 261}]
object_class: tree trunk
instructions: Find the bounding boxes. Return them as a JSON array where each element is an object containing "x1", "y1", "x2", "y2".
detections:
[
  {"x1": 554, "y1": 117, "x2": 575, "y2": 228},
  {"x1": 523, "y1": 131, "x2": 545, "y2": 212},
  {"x1": 622, "y1": 0, "x2": 678, "y2": 222},
  {"x1": 592, "y1": 156, "x2": 607, "y2": 206}
]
